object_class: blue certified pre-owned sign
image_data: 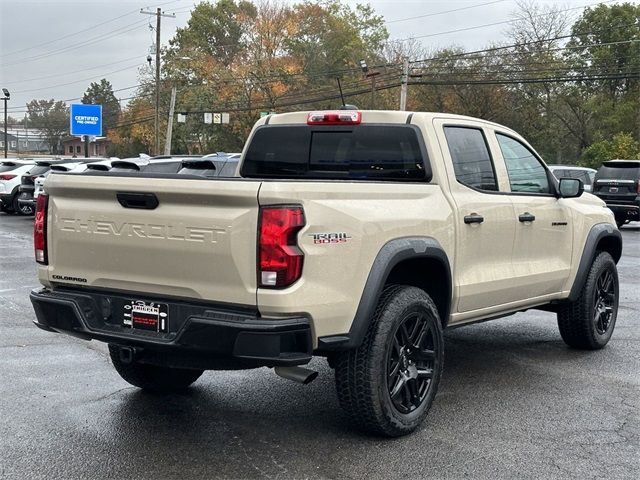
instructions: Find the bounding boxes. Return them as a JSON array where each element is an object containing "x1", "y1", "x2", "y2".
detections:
[{"x1": 70, "y1": 104, "x2": 102, "y2": 136}]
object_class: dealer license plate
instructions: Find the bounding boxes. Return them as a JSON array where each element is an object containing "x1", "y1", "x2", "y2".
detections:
[{"x1": 123, "y1": 300, "x2": 169, "y2": 333}]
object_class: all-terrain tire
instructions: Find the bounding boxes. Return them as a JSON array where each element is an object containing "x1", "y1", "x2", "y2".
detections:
[
  {"x1": 109, "y1": 344, "x2": 203, "y2": 392},
  {"x1": 557, "y1": 251, "x2": 619, "y2": 350},
  {"x1": 334, "y1": 285, "x2": 444, "y2": 437}
]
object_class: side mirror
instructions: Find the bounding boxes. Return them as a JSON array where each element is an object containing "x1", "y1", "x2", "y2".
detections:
[{"x1": 559, "y1": 177, "x2": 584, "y2": 198}]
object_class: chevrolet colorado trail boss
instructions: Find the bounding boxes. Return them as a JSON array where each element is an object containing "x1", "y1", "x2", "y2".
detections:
[{"x1": 30, "y1": 110, "x2": 622, "y2": 437}]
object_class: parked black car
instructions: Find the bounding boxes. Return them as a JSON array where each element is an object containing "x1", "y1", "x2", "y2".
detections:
[
  {"x1": 16, "y1": 160, "x2": 69, "y2": 215},
  {"x1": 592, "y1": 159, "x2": 640, "y2": 228}
]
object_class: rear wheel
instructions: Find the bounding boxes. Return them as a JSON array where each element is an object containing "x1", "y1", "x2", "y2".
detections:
[
  {"x1": 557, "y1": 252, "x2": 618, "y2": 350},
  {"x1": 334, "y1": 286, "x2": 444, "y2": 437},
  {"x1": 108, "y1": 344, "x2": 204, "y2": 392},
  {"x1": 14, "y1": 194, "x2": 33, "y2": 216}
]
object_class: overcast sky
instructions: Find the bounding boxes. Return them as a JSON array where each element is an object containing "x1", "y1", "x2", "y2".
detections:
[{"x1": 0, "y1": 0, "x2": 633, "y2": 118}]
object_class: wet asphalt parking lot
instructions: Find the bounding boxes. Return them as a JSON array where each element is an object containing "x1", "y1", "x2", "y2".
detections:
[{"x1": 0, "y1": 212, "x2": 638, "y2": 479}]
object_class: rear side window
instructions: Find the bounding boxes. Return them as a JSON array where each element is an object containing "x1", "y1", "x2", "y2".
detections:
[
  {"x1": 444, "y1": 127, "x2": 498, "y2": 191},
  {"x1": 0, "y1": 163, "x2": 20, "y2": 173},
  {"x1": 179, "y1": 160, "x2": 220, "y2": 178},
  {"x1": 242, "y1": 125, "x2": 429, "y2": 181},
  {"x1": 573, "y1": 170, "x2": 593, "y2": 185},
  {"x1": 218, "y1": 160, "x2": 238, "y2": 177},
  {"x1": 496, "y1": 134, "x2": 551, "y2": 194},
  {"x1": 27, "y1": 165, "x2": 50, "y2": 176},
  {"x1": 143, "y1": 162, "x2": 182, "y2": 173},
  {"x1": 552, "y1": 169, "x2": 570, "y2": 179},
  {"x1": 554, "y1": 169, "x2": 593, "y2": 186}
]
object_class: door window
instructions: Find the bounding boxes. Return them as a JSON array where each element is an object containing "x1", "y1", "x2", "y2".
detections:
[
  {"x1": 444, "y1": 127, "x2": 498, "y2": 191},
  {"x1": 496, "y1": 134, "x2": 551, "y2": 194}
]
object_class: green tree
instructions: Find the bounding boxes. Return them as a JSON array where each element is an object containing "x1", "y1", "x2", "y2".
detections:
[
  {"x1": 567, "y1": 3, "x2": 640, "y2": 96},
  {"x1": 81, "y1": 78, "x2": 121, "y2": 131},
  {"x1": 26, "y1": 99, "x2": 68, "y2": 154},
  {"x1": 580, "y1": 133, "x2": 640, "y2": 169},
  {"x1": 166, "y1": 0, "x2": 257, "y2": 68},
  {"x1": 567, "y1": 3, "x2": 640, "y2": 157}
]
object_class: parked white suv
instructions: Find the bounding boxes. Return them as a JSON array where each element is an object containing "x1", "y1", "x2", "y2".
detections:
[
  {"x1": 549, "y1": 165, "x2": 596, "y2": 192},
  {"x1": 0, "y1": 159, "x2": 36, "y2": 214}
]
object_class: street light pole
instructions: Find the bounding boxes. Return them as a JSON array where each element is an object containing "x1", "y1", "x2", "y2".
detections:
[{"x1": 2, "y1": 88, "x2": 9, "y2": 159}]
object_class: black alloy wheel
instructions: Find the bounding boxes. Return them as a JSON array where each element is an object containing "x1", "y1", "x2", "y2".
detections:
[
  {"x1": 387, "y1": 311, "x2": 438, "y2": 414},
  {"x1": 557, "y1": 251, "x2": 618, "y2": 350},
  {"x1": 593, "y1": 268, "x2": 615, "y2": 335},
  {"x1": 334, "y1": 285, "x2": 444, "y2": 436}
]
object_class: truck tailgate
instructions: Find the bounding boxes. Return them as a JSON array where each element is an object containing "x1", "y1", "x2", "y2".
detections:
[{"x1": 43, "y1": 174, "x2": 260, "y2": 306}]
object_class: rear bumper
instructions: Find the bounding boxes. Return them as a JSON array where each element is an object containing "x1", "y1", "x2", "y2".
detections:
[
  {"x1": 30, "y1": 288, "x2": 313, "y2": 368},
  {"x1": 606, "y1": 202, "x2": 639, "y2": 220},
  {"x1": 17, "y1": 193, "x2": 34, "y2": 209}
]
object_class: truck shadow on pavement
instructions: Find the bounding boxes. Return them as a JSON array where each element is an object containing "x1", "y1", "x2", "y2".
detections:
[{"x1": 82, "y1": 312, "x2": 631, "y2": 478}]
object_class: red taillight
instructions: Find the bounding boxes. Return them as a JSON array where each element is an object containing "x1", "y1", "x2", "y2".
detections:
[
  {"x1": 0, "y1": 174, "x2": 16, "y2": 181},
  {"x1": 307, "y1": 110, "x2": 361, "y2": 125},
  {"x1": 34, "y1": 194, "x2": 48, "y2": 265},
  {"x1": 258, "y1": 206, "x2": 305, "y2": 288}
]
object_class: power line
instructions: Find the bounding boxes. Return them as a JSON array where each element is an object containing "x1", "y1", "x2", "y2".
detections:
[
  {"x1": 409, "y1": 25, "x2": 640, "y2": 65},
  {"x1": 0, "y1": 0, "x2": 186, "y2": 59},
  {"x1": 389, "y1": 0, "x2": 617, "y2": 44},
  {"x1": 385, "y1": 0, "x2": 509, "y2": 25},
  {"x1": 2, "y1": 19, "x2": 150, "y2": 67},
  {"x1": 1, "y1": 56, "x2": 145, "y2": 86},
  {"x1": 410, "y1": 72, "x2": 640, "y2": 87},
  {"x1": 9, "y1": 63, "x2": 144, "y2": 95}
]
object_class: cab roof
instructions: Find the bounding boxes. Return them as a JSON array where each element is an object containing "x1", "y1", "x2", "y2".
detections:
[{"x1": 262, "y1": 110, "x2": 517, "y2": 133}]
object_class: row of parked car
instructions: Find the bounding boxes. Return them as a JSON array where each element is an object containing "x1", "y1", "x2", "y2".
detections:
[
  {"x1": 0, "y1": 155, "x2": 638, "y2": 227},
  {"x1": 0, "y1": 153, "x2": 240, "y2": 216}
]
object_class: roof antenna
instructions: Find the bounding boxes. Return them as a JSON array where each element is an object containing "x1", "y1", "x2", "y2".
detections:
[{"x1": 336, "y1": 77, "x2": 358, "y2": 110}]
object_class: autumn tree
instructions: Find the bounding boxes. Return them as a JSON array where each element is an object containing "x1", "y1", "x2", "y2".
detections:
[{"x1": 161, "y1": 0, "x2": 388, "y2": 152}]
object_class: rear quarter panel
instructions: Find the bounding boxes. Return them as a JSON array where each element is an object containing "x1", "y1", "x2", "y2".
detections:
[{"x1": 257, "y1": 181, "x2": 453, "y2": 340}]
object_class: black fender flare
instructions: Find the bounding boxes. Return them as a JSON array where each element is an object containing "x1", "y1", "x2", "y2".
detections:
[
  {"x1": 567, "y1": 223, "x2": 622, "y2": 302},
  {"x1": 317, "y1": 236, "x2": 452, "y2": 351}
]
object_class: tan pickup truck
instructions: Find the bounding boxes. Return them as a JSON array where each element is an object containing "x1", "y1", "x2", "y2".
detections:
[{"x1": 30, "y1": 110, "x2": 622, "y2": 436}]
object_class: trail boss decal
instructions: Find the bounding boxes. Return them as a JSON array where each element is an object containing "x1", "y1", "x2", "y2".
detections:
[{"x1": 309, "y1": 232, "x2": 352, "y2": 244}]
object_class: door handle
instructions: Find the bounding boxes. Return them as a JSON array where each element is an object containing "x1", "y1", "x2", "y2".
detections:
[
  {"x1": 464, "y1": 213, "x2": 484, "y2": 224},
  {"x1": 518, "y1": 212, "x2": 536, "y2": 223}
]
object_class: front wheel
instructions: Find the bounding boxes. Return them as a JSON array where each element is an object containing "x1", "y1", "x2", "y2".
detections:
[
  {"x1": 334, "y1": 286, "x2": 444, "y2": 437},
  {"x1": 557, "y1": 252, "x2": 619, "y2": 350},
  {"x1": 109, "y1": 344, "x2": 204, "y2": 392}
]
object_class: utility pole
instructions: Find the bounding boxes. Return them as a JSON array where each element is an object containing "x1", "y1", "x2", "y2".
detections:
[
  {"x1": 400, "y1": 57, "x2": 409, "y2": 111},
  {"x1": 2, "y1": 88, "x2": 9, "y2": 158},
  {"x1": 140, "y1": 7, "x2": 175, "y2": 155},
  {"x1": 164, "y1": 86, "x2": 177, "y2": 155}
]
